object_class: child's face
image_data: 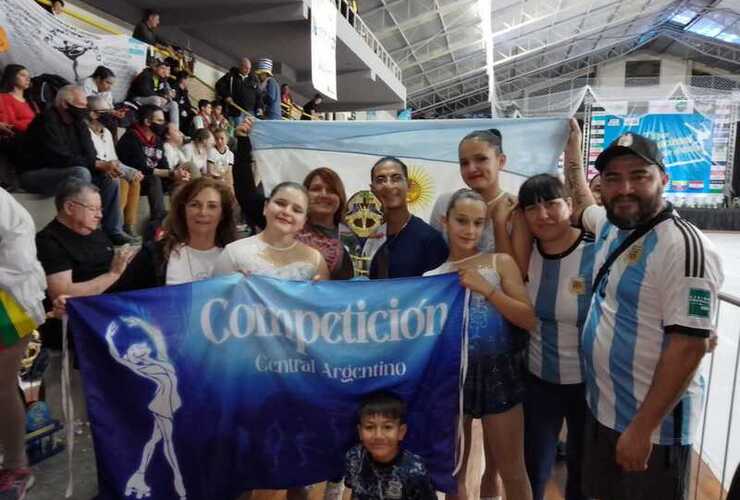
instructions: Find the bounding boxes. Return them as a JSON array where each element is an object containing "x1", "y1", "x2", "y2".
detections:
[
  {"x1": 358, "y1": 414, "x2": 407, "y2": 463},
  {"x1": 215, "y1": 133, "x2": 228, "y2": 150}
]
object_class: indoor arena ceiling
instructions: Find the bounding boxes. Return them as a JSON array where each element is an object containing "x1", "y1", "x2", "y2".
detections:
[{"x1": 356, "y1": 0, "x2": 740, "y2": 117}]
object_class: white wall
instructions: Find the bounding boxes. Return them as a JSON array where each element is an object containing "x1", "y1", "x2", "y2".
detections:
[{"x1": 594, "y1": 50, "x2": 689, "y2": 100}]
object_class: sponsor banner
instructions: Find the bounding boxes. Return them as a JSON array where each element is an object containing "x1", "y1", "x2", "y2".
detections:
[{"x1": 595, "y1": 113, "x2": 718, "y2": 195}]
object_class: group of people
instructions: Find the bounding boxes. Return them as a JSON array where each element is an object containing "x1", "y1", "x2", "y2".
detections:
[{"x1": 0, "y1": 109, "x2": 726, "y2": 500}]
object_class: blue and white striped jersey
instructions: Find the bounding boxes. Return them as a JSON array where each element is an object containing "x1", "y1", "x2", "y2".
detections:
[
  {"x1": 526, "y1": 231, "x2": 597, "y2": 384},
  {"x1": 581, "y1": 205, "x2": 724, "y2": 446}
]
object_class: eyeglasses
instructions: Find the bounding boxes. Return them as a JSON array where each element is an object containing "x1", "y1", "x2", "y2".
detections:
[{"x1": 70, "y1": 200, "x2": 103, "y2": 214}]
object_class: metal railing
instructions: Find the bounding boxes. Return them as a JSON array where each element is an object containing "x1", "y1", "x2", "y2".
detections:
[
  {"x1": 694, "y1": 291, "x2": 740, "y2": 499},
  {"x1": 332, "y1": 0, "x2": 403, "y2": 82}
]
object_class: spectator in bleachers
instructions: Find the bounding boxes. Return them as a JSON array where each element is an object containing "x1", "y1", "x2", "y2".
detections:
[
  {"x1": 41, "y1": 0, "x2": 65, "y2": 17},
  {"x1": 127, "y1": 60, "x2": 179, "y2": 129},
  {"x1": 163, "y1": 123, "x2": 186, "y2": 171},
  {"x1": 82, "y1": 66, "x2": 127, "y2": 136},
  {"x1": 254, "y1": 58, "x2": 281, "y2": 120},
  {"x1": 281, "y1": 83, "x2": 294, "y2": 119},
  {"x1": 35, "y1": 180, "x2": 138, "y2": 424},
  {"x1": 117, "y1": 177, "x2": 236, "y2": 288},
  {"x1": 302, "y1": 94, "x2": 323, "y2": 120},
  {"x1": 216, "y1": 57, "x2": 259, "y2": 127},
  {"x1": 182, "y1": 128, "x2": 214, "y2": 179},
  {"x1": 173, "y1": 72, "x2": 195, "y2": 136},
  {"x1": 207, "y1": 128, "x2": 233, "y2": 189},
  {"x1": 19, "y1": 85, "x2": 135, "y2": 245},
  {"x1": 191, "y1": 99, "x2": 211, "y2": 131},
  {"x1": 0, "y1": 64, "x2": 36, "y2": 134},
  {"x1": 81, "y1": 66, "x2": 115, "y2": 109},
  {"x1": 117, "y1": 105, "x2": 189, "y2": 229},
  {"x1": 132, "y1": 9, "x2": 166, "y2": 46},
  {"x1": 210, "y1": 100, "x2": 229, "y2": 132},
  {"x1": 86, "y1": 95, "x2": 144, "y2": 238}
]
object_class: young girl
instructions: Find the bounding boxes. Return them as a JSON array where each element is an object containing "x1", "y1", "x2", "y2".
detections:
[
  {"x1": 431, "y1": 130, "x2": 526, "y2": 262},
  {"x1": 425, "y1": 189, "x2": 536, "y2": 500},
  {"x1": 182, "y1": 128, "x2": 214, "y2": 179},
  {"x1": 207, "y1": 128, "x2": 234, "y2": 190},
  {"x1": 214, "y1": 181, "x2": 329, "y2": 282}
]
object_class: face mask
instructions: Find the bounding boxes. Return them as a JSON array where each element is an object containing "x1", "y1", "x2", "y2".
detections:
[
  {"x1": 67, "y1": 105, "x2": 89, "y2": 121},
  {"x1": 151, "y1": 123, "x2": 167, "y2": 137}
]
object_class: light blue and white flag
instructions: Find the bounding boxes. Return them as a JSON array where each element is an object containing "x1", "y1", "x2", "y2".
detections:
[{"x1": 251, "y1": 119, "x2": 569, "y2": 220}]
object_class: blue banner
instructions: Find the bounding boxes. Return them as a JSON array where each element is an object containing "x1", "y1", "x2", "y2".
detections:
[
  {"x1": 601, "y1": 113, "x2": 715, "y2": 194},
  {"x1": 68, "y1": 274, "x2": 467, "y2": 499}
]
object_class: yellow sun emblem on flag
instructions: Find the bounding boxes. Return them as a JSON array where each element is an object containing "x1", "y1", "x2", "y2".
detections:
[{"x1": 406, "y1": 165, "x2": 435, "y2": 212}]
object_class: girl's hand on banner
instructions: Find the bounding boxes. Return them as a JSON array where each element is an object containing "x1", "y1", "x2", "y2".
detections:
[{"x1": 458, "y1": 268, "x2": 491, "y2": 297}]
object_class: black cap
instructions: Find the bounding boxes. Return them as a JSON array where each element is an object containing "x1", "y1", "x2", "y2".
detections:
[{"x1": 594, "y1": 133, "x2": 665, "y2": 172}]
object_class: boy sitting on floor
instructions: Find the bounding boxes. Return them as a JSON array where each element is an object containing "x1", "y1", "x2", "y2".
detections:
[{"x1": 344, "y1": 392, "x2": 437, "y2": 500}]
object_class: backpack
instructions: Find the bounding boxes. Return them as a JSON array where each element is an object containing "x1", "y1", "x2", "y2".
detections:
[{"x1": 26, "y1": 74, "x2": 71, "y2": 113}]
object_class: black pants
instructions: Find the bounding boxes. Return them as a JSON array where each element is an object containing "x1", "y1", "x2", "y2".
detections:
[
  {"x1": 581, "y1": 410, "x2": 690, "y2": 500},
  {"x1": 523, "y1": 374, "x2": 586, "y2": 500},
  {"x1": 142, "y1": 173, "x2": 167, "y2": 226}
]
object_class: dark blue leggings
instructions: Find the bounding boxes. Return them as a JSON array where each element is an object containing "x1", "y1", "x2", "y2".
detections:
[{"x1": 523, "y1": 373, "x2": 587, "y2": 500}]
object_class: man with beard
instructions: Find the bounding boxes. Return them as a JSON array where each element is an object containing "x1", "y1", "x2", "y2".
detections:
[
  {"x1": 564, "y1": 119, "x2": 723, "y2": 500},
  {"x1": 117, "y1": 105, "x2": 189, "y2": 228},
  {"x1": 19, "y1": 85, "x2": 135, "y2": 245}
]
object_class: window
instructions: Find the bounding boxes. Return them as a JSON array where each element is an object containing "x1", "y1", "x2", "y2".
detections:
[{"x1": 625, "y1": 60, "x2": 661, "y2": 87}]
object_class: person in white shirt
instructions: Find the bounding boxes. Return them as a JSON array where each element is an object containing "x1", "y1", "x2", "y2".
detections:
[
  {"x1": 182, "y1": 128, "x2": 213, "y2": 179},
  {"x1": 82, "y1": 67, "x2": 127, "y2": 128},
  {"x1": 0, "y1": 187, "x2": 47, "y2": 498},
  {"x1": 563, "y1": 119, "x2": 724, "y2": 500},
  {"x1": 214, "y1": 181, "x2": 330, "y2": 281},
  {"x1": 163, "y1": 124, "x2": 186, "y2": 171},
  {"x1": 120, "y1": 177, "x2": 237, "y2": 288},
  {"x1": 86, "y1": 95, "x2": 143, "y2": 238},
  {"x1": 207, "y1": 128, "x2": 234, "y2": 190},
  {"x1": 191, "y1": 99, "x2": 211, "y2": 131}
]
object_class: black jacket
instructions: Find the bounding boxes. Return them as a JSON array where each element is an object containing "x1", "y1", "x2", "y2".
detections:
[
  {"x1": 132, "y1": 21, "x2": 166, "y2": 46},
  {"x1": 127, "y1": 68, "x2": 169, "y2": 101},
  {"x1": 22, "y1": 108, "x2": 97, "y2": 172},
  {"x1": 116, "y1": 128, "x2": 168, "y2": 176},
  {"x1": 215, "y1": 68, "x2": 260, "y2": 117}
]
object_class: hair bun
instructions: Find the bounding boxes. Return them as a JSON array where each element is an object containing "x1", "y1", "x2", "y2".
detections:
[{"x1": 488, "y1": 128, "x2": 502, "y2": 139}]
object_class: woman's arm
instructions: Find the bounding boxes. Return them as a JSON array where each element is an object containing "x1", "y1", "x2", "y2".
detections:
[
  {"x1": 313, "y1": 253, "x2": 330, "y2": 281},
  {"x1": 510, "y1": 210, "x2": 533, "y2": 278}
]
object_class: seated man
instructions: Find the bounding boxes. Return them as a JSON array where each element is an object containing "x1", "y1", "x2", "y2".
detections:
[
  {"x1": 127, "y1": 60, "x2": 179, "y2": 128},
  {"x1": 36, "y1": 179, "x2": 137, "y2": 427},
  {"x1": 19, "y1": 85, "x2": 134, "y2": 245},
  {"x1": 86, "y1": 95, "x2": 144, "y2": 238},
  {"x1": 36, "y1": 180, "x2": 137, "y2": 348},
  {"x1": 117, "y1": 105, "x2": 189, "y2": 228}
]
